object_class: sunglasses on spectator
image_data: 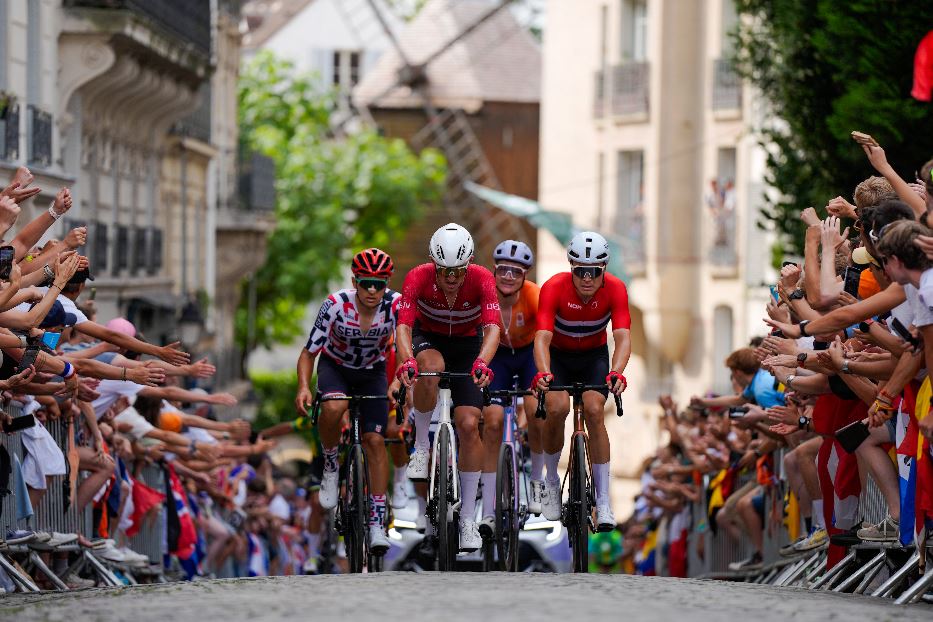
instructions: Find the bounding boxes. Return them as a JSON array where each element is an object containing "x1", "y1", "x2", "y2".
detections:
[
  {"x1": 435, "y1": 265, "x2": 468, "y2": 279},
  {"x1": 853, "y1": 219, "x2": 863, "y2": 231},
  {"x1": 356, "y1": 278, "x2": 387, "y2": 291},
  {"x1": 494, "y1": 264, "x2": 527, "y2": 279},
  {"x1": 571, "y1": 265, "x2": 604, "y2": 280}
]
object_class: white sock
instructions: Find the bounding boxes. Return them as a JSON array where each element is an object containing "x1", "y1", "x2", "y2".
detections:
[
  {"x1": 459, "y1": 471, "x2": 481, "y2": 520},
  {"x1": 481, "y1": 472, "x2": 496, "y2": 518},
  {"x1": 812, "y1": 500, "x2": 825, "y2": 529},
  {"x1": 393, "y1": 467, "x2": 408, "y2": 487},
  {"x1": 306, "y1": 532, "x2": 321, "y2": 557},
  {"x1": 544, "y1": 451, "x2": 561, "y2": 485},
  {"x1": 413, "y1": 407, "x2": 433, "y2": 450},
  {"x1": 592, "y1": 462, "x2": 610, "y2": 506},
  {"x1": 530, "y1": 451, "x2": 545, "y2": 481}
]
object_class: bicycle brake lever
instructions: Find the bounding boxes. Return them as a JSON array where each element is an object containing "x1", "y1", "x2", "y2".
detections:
[
  {"x1": 535, "y1": 390, "x2": 547, "y2": 420},
  {"x1": 614, "y1": 393, "x2": 624, "y2": 417},
  {"x1": 393, "y1": 388, "x2": 405, "y2": 424},
  {"x1": 482, "y1": 386, "x2": 491, "y2": 407}
]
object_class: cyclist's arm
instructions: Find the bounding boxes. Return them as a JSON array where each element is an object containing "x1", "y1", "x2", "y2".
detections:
[
  {"x1": 610, "y1": 328, "x2": 631, "y2": 375},
  {"x1": 477, "y1": 266, "x2": 502, "y2": 363},
  {"x1": 609, "y1": 279, "x2": 632, "y2": 375},
  {"x1": 395, "y1": 324, "x2": 414, "y2": 363},
  {"x1": 478, "y1": 324, "x2": 500, "y2": 364},
  {"x1": 297, "y1": 348, "x2": 317, "y2": 394},
  {"x1": 533, "y1": 330, "x2": 553, "y2": 374}
]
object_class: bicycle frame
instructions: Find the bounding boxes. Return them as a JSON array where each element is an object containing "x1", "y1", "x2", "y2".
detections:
[
  {"x1": 498, "y1": 379, "x2": 530, "y2": 520},
  {"x1": 425, "y1": 376, "x2": 460, "y2": 520}
]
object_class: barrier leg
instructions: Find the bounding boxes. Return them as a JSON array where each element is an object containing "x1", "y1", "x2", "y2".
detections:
[
  {"x1": 811, "y1": 551, "x2": 856, "y2": 590},
  {"x1": 854, "y1": 555, "x2": 887, "y2": 594},
  {"x1": 0, "y1": 553, "x2": 40, "y2": 592},
  {"x1": 894, "y1": 565, "x2": 933, "y2": 604},
  {"x1": 832, "y1": 550, "x2": 886, "y2": 593},
  {"x1": 803, "y1": 551, "x2": 828, "y2": 585},
  {"x1": 26, "y1": 551, "x2": 69, "y2": 591},
  {"x1": 869, "y1": 551, "x2": 919, "y2": 598},
  {"x1": 776, "y1": 552, "x2": 820, "y2": 587},
  {"x1": 83, "y1": 550, "x2": 122, "y2": 587}
]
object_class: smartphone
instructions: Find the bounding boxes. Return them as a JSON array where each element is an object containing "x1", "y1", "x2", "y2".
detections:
[
  {"x1": 2, "y1": 413, "x2": 36, "y2": 433},
  {"x1": 769, "y1": 285, "x2": 780, "y2": 302},
  {"x1": 41, "y1": 331, "x2": 61, "y2": 350},
  {"x1": 851, "y1": 131, "x2": 879, "y2": 147},
  {"x1": 891, "y1": 318, "x2": 919, "y2": 347},
  {"x1": 771, "y1": 329, "x2": 786, "y2": 339},
  {"x1": 0, "y1": 245, "x2": 14, "y2": 280},
  {"x1": 858, "y1": 321, "x2": 871, "y2": 333},
  {"x1": 17, "y1": 346, "x2": 40, "y2": 374},
  {"x1": 728, "y1": 406, "x2": 749, "y2": 419},
  {"x1": 843, "y1": 266, "x2": 862, "y2": 297},
  {"x1": 781, "y1": 261, "x2": 798, "y2": 268}
]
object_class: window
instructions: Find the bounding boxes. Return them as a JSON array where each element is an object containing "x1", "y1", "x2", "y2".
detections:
[
  {"x1": 599, "y1": 4, "x2": 608, "y2": 70},
  {"x1": 721, "y1": 0, "x2": 738, "y2": 55},
  {"x1": 615, "y1": 150, "x2": 645, "y2": 265},
  {"x1": 332, "y1": 50, "x2": 362, "y2": 89},
  {"x1": 712, "y1": 306, "x2": 734, "y2": 395},
  {"x1": 0, "y1": 0, "x2": 8, "y2": 90},
  {"x1": 620, "y1": 0, "x2": 648, "y2": 62},
  {"x1": 708, "y1": 147, "x2": 737, "y2": 265},
  {"x1": 27, "y1": 0, "x2": 40, "y2": 105},
  {"x1": 596, "y1": 152, "x2": 605, "y2": 229}
]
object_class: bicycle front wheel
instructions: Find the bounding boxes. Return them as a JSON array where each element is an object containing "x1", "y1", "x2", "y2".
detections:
[
  {"x1": 570, "y1": 434, "x2": 589, "y2": 573},
  {"x1": 436, "y1": 426, "x2": 456, "y2": 571},
  {"x1": 345, "y1": 445, "x2": 366, "y2": 573},
  {"x1": 496, "y1": 443, "x2": 519, "y2": 571}
]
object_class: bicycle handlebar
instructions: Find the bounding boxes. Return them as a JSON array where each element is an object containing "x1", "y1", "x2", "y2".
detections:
[
  {"x1": 534, "y1": 383, "x2": 624, "y2": 419},
  {"x1": 394, "y1": 370, "x2": 484, "y2": 415},
  {"x1": 481, "y1": 387, "x2": 535, "y2": 407},
  {"x1": 311, "y1": 393, "x2": 390, "y2": 426}
]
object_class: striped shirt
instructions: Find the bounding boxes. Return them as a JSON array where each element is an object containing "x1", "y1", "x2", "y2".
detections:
[
  {"x1": 305, "y1": 289, "x2": 401, "y2": 368},
  {"x1": 398, "y1": 263, "x2": 500, "y2": 337},
  {"x1": 536, "y1": 271, "x2": 631, "y2": 351}
]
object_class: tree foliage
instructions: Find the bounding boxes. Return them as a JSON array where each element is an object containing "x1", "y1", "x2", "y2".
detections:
[
  {"x1": 236, "y1": 51, "x2": 446, "y2": 349},
  {"x1": 731, "y1": 0, "x2": 933, "y2": 256}
]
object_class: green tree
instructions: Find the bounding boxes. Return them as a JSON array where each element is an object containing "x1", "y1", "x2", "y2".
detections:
[
  {"x1": 732, "y1": 0, "x2": 933, "y2": 257},
  {"x1": 236, "y1": 52, "x2": 446, "y2": 349}
]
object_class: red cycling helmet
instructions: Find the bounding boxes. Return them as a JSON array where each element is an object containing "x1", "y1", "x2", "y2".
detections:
[{"x1": 352, "y1": 248, "x2": 394, "y2": 279}]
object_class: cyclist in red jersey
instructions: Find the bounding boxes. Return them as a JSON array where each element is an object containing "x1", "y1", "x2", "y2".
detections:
[
  {"x1": 396, "y1": 223, "x2": 501, "y2": 551},
  {"x1": 533, "y1": 232, "x2": 632, "y2": 531}
]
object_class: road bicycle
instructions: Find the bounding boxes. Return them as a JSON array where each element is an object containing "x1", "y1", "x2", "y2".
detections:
[
  {"x1": 312, "y1": 391, "x2": 391, "y2": 573},
  {"x1": 535, "y1": 382, "x2": 622, "y2": 573},
  {"x1": 397, "y1": 371, "x2": 478, "y2": 571},
  {"x1": 480, "y1": 378, "x2": 533, "y2": 571}
]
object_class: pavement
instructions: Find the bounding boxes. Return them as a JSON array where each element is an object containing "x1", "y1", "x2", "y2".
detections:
[{"x1": 1, "y1": 573, "x2": 930, "y2": 622}]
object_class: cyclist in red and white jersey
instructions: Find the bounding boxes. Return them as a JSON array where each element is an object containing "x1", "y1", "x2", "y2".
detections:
[
  {"x1": 294, "y1": 248, "x2": 400, "y2": 554},
  {"x1": 533, "y1": 232, "x2": 632, "y2": 530},
  {"x1": 395, "y1": 223, "x2": 501, "y2": 551}
]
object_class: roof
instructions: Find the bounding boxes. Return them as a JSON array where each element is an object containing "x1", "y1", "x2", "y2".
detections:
[
  {"x1": 354, "y1": 0, "x2": 541, "y2": 112},
  {"x1": 241, "y1": 0, "x2": 316, "y2": 51}
]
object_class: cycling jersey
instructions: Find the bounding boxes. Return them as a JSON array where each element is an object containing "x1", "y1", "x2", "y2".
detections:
[
  {"x1": 536, "y1": 271, "x2": 631, "y2": 351},
  {"x1": 500, "y1": 280, "x2": 539, "y2": 350},
  {"x1": 305, "y1": 288, "x2": 401, "y2": 368},
  {"x1": 398, "y1": 263, "x2": 500, "y2": 337}
]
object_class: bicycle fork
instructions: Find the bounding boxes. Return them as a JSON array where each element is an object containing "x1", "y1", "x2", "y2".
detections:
[{"x1": 428, "y1": 386, "x2": 461, "y2": 523}]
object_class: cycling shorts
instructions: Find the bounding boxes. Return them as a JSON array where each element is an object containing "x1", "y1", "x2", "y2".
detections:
[
  {"x1": 316, "y1": 354, "x2": 389, "y2": 436},
  {"x1": 549, "y1": 345, "x2": 610, "y2": 397},
  {"x1": 411, "y1": 325, "x2": 483, "y2": 410},
  {"x1": 488, "y1": 343, "x2": 536, "y2": 406}
]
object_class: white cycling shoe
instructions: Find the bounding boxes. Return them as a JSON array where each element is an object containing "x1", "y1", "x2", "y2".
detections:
[
  {"x1": 391, "y1": 479, "x2": 409, "y2": 509},
  {"x1": 319, "y1": 471, "x2": 339, "y2": 510},
  {"x1": 542, "y1": 481, "x2": 562, "y2": 521},
  {"x1": 369, "y1": 525, "x2": 390, "y2": 554},
  {"x1": 478, "y1": 515, "x2": 495, "y2": 539},
  {"x1": 596, "y1": 504, "x2": 615, "y2": 531},
  {"x1": 459, "y1": 518, "x2": 482, "y2": 552},
  {"x1": 529, "y1": 480, "x2": 545, "y2": 516},
  {"x1": 407, "y1": 448, "x2": 430, "y2": 481}
]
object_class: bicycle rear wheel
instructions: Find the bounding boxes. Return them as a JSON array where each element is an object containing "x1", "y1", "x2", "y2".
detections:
[
  {"x1": 569, "y1": 434, "x2": 589, "y2": 573},
  {"x1": 345, "y1": 445, "x2": 366, "y2": 573},
  {"x1": 496, "y1": 444, "x2": 519, "y2": 571},
  {"x1": 436, "y1": 426, "x2": 456, "y2": 571}
]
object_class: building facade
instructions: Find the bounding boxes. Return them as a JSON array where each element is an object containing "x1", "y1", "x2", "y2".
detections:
[{"x1": 539, "y1": 0, "x2": 773, "y2": 514}]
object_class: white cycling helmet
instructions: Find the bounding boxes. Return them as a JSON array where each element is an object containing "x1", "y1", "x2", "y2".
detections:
[
  {"x1": 493, "y1": 240, "x2": 534, "y2": 268},
  {"x1": 567, "y1": 231, "x2": 610, "y2": 265},
  {"x1": 429, "y1": 223, "x2": 474, "y2": 268}
]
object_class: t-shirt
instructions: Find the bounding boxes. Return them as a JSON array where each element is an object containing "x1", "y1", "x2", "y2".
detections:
[
  {"x1": 305, "y1": 288, "x2": 400, "y2": 368},
  {"x1": 742, "y1": 368, "x2": 785, "y2": 408},
  {"x1": 397, "y1": 263, "x2": 500, "y2": 337},
  {"x1": 905, "y1": 283, "x2": 933, "y2": 328},
  {"x1": 114, "y1": 406, "x2": 154, "y2": 441},
  {"x1": 20, "y1": 290, "x2": 91, "y2": 324},
  {"x1": 92, "y1": 379, "x2": 145, "y2": 419},
  {"x1": 536, "y1": 271, "x2": 631, "y2": 351},
  {"x1": 500, "y1": 280, "x2": 539, "y2": 350},
  {"x1": 916, "y1": 269, "x2": 933, "y2": 314},
  {"x1": 268, "y1": 494, "x2": 291, "y2": 521}
]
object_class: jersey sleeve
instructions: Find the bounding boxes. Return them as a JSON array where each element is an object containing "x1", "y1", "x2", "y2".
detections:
[
  {"x1": 479, "y1": 267, "x2": 501, "y2": 327},
  {"x1": 305, "y1": 295, "x2": 337, "y2": 353},
  {"x1": 536, "y1": 278, "x2": 558, "y2": 332},
  {"x1": 397, "y1": 267, "x2": 424, "y2": 327},
  {"x1": 609, "y1": 277, "x2": 632, "y2": 330}
]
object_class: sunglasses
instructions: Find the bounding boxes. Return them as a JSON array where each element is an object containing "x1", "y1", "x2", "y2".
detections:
[
  {"x1": 571, "y1": 265, "x2": 604, "y2": 280},
  {"x1": 494, "y1": 264, "x2": 527, "y2": 279},
  {"x1": 435, "y1": 265, "x2": 468, "y2": 279},
  {"x1": 356, "y1": 278, "x2": 387, "y2": 291},
  {"x1": 853, "y1": 219, "x2": 863, "y2": 231}
]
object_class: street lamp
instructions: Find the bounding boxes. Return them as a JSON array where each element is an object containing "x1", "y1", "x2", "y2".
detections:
[{"x1": 178, "y1": 298, "x2": 204, "y2": 349}]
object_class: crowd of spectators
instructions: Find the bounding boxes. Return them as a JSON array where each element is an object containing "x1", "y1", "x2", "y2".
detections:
[{"x1": 611, "y1": 139, "x2": 933, "y2": 578}]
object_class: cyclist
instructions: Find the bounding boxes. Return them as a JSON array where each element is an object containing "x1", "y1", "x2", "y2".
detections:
[
  {"x1": 396, "y1": 223, "x2": 501, "y2": 552},
  {"x1": 533, "y1": 231, "x2": 631, "y2": 531},
  {"x1": 294, "y1": 248, "x2": 400, "y2": 555},
  {"x1": 479, "y1": 240, "x2": 544, "y2": 534}
]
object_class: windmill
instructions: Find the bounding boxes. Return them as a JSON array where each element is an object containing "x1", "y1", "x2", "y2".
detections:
[{"x1": 336, "y1": 0, "x2": 538, "y2": 262}]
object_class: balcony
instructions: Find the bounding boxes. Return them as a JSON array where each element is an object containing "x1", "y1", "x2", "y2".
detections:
[
  {"x1": 172, "y1": 82, "x2": 211, "y2": 143},
  {"x1": 63, "y1": 0, "x2": 211, "y2": 55},
  {"x1": 610, "y1": 62, "x2": 650, "y2": 118},
  {"x1": 238, "y1": 152, "x2": 276, "y2": 211},
  {"x1": 27, "y1": 105, "x2": 52, "y2": 168},
  {"x1": 593, "y1": 70, "x2": 606, "y2": 119},
  {"x1": 0, "y1": 99, "x2": 19, "y2": 162},
  {"x1": 712, "y1": 58, "x2": 742, "y2": 112},
  {"x1": 708, "y1": 204, "x2": 738, "y2": 272}
]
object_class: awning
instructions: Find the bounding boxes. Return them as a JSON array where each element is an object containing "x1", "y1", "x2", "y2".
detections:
[{"x1": 464, "y1": 181, "x2": 628, "y2": 280}]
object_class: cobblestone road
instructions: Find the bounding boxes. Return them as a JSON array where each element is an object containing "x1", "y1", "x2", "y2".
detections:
[{"x1": 2, "y1": 572, "x2": 930, "y2": 622}]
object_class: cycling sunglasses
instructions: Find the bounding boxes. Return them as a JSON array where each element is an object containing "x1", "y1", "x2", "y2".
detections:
[
  {"x1": 356, "y1": 278, "x2": 387, "y2": 291},
  {"x1": 571, "y1": 265, "x2": 604, "y2": 280},
  {"x1": 494, "y1": 264, "x2": 527, "y2": 279},
  {"x1": 435, "y1": 265, "x2": 468, "y2": 279}
]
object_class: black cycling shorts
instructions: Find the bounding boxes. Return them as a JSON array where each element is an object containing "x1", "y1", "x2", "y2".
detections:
[
  {"x1": 412, "y1": 325, "x2": 483, "y2": 410},
  {"x1": 549, "y1": 345, "x2": 610, "y2": 397},
  {"x1": 488, "y1": 343, "x2": 536, "y2": 406},
  {"x1": 316, "y1": 354, "x2": 389, "y2": 436}
]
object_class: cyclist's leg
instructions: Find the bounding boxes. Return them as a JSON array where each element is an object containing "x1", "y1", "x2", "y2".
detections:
[
  {"x1": 411, "y1": 329, "x2": 444, "y2": 455},
  {"x1": 356, "y1": 365, "x2": 390, "y2": 536},
  {"x1": 316, "y1": 356, "x2": 351, "y2": 509},
  {"x1": 579, "y1": 345, "x2": 611, "y2": 509},
  {"x1": 542, "y1": 347, "x2": 572, "y2": 478},
  {"x1": 481, "y1": 346, "x2": 510, "y2": 520},
  {"x1": 513, "y1": 344, "x2": 543, "y2": 482}
]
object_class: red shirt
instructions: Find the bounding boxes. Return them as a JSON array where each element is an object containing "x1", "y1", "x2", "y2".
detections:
[
  {"x1": 398, "y1": 263, "x2": 500, "y2": 337},
  {"x1": 536, "y1": 271, "x2": 631, "y2": 351}
]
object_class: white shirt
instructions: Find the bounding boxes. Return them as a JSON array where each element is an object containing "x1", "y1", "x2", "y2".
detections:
[
  {"x1": 918, "y1": 268, "x2": 933, "y2": 311},
  {"x1": 905, "y1": 283, "x2": 933, "y2": 328},
  {"x1": 15, "y1": 291, "x2": 90, "y2": 324},
  {"x1": 92, "y1": 379, "x2": 145, "y2": 419}
]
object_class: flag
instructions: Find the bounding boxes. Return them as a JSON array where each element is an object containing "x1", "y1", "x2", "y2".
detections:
[
  {"x1": 163, "y1": 463, "x2": 197, "y2": 561},
  {"x1": 126, "y1": 477, "x2": 165, "y2": 538}
]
